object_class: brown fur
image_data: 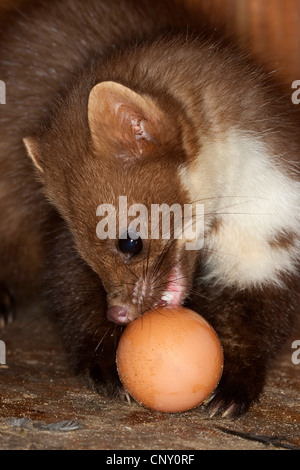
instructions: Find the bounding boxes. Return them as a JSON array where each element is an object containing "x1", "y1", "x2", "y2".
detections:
[{"x1": 268, "y1": 231, "x2": 296, "y2": 251}]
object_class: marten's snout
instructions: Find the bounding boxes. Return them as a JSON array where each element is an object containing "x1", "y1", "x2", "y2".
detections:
[
  {"x1": 105, "y1": 233, "x2": 193, "y2": 325},
  {"x1": 107, "y1": 306, "x2": 131, "y2": 325},
  {"x1": 106, "y1": 263, "x2": 189, "y2": 325}
]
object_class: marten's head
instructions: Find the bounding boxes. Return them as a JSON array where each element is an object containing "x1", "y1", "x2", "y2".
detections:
[{"x1": 24, "y1": 81, "x2": 201, "y2": 324}]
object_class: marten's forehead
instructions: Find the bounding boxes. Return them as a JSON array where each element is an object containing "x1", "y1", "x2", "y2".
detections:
[{"x1": 94, "y1": 162, "x2": 188, "y2": 207}]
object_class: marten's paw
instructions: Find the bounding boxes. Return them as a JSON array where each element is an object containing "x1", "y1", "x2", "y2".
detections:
[
  {"x1": 0, "y1": 282, "x2": 15, "y2": 329},
  {"x1": 205, "y1": 389, "x2": 250, "y2": 420},
  {"x1": 204, "y1": 371, "x2": 263, "y2": 419},
  {"x1": 86, "y1": 361, "x2": 123, "y2": 400}
]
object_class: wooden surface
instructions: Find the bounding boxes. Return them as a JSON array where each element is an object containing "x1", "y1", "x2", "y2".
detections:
[{"x1": 0, "y1": 309, "x2": 300, "y2": 450}]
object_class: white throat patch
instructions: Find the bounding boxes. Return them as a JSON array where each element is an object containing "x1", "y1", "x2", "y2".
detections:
[{"x1": 179, "y1": 131, "x2": 300, "y2": 288}]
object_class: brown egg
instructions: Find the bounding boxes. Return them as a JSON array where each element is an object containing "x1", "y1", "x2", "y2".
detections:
[{"x1": 116, "y1": 306, "x2": 223, "y2": 413}]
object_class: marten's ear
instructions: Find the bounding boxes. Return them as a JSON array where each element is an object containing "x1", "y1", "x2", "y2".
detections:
[
  {"x1": 88, "y1": 81, "x2": 166, "y2": 158},
  {"x1": 23, "y1": 137, "x2": 44, "y2": 173}
]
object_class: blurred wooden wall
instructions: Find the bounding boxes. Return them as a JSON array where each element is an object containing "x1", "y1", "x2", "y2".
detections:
[
  {"x1": 182, "y1": 0, "x2": 300, "y2": 85},
  {"x1": 1, "y1": 0, "x2": 300, "y2": 84}
]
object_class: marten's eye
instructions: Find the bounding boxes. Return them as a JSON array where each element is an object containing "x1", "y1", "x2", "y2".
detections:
[{"x1": 118, "y1": 229, "x2": 143, "y2": 256}]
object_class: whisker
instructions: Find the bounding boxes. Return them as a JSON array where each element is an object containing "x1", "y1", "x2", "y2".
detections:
[
  {"x1": 151, "y1": 274, "x2": 190, "y2": 292},
  {"x1": 151, "y1": 239, "x2": 174, "y2": 281},
  {"x1": 191, "y1": 195, "x2": 267, "y2": 204},
  {"x1": 152, "y1": 251, "x2": 187, "y2": 285},
  {"x1": 110, "y1": 281, "x2": 136, "y2": 289},
  {"x1": 187, "y1": 288, "x2": 218, "y2": 303},
  {"x1": 201, "y1": 246, "x2": 252, "y2": 266},
  {"x1": 123, "y1": 263, "x2": 140, "y2": 281},
  {"x1": 145, "y1": 238, "x2": 152, "y2": 279},
  {"x1": 92, "y1": 324, "x2": 113, "y2": 357},
  {"x1": 17, "y1": 309, "x2": 48, "y2": 332}
]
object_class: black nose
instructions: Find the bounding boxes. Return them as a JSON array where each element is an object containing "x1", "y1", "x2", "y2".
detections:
[{"x1": 107, "y1": 306, "x2": 131, "y2": 325}]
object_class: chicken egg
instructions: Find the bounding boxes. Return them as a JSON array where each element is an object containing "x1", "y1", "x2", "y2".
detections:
[{"x1": 116, "y1": 306, "x2": 223, "y2": 413}]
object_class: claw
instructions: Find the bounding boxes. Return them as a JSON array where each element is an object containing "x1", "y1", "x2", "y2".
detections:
[
  {"x1": 119, "y1": 386, "x2": 132, "y2": 405},
  {"x1": 124, "y1": 389, "x2": 132, "y2": 406},
  {"x1": 208, "y1": 400, "x2": 223, "y2": 418},
  {"x1": 207, "y1": 395, "x2": 249, "y2": 420},
  {"x1": 221, "y1": 403, "x2": 237, "y2": 419},
  {"x1": 203, "y1": 391, "x2": 217, "y2": 406}
]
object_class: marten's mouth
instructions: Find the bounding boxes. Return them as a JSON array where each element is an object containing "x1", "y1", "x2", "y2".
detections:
[
  {"x1": 107, "y1": 266, "x2": 188, "y2": 325},
  {"x1": 154, "y1": 266, "x2": 187, "y2": 308}
]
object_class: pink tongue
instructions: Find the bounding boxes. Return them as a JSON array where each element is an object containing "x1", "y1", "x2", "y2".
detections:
[{"x1": 163, "y1": 267, "x2": 186, "y2": 306}]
